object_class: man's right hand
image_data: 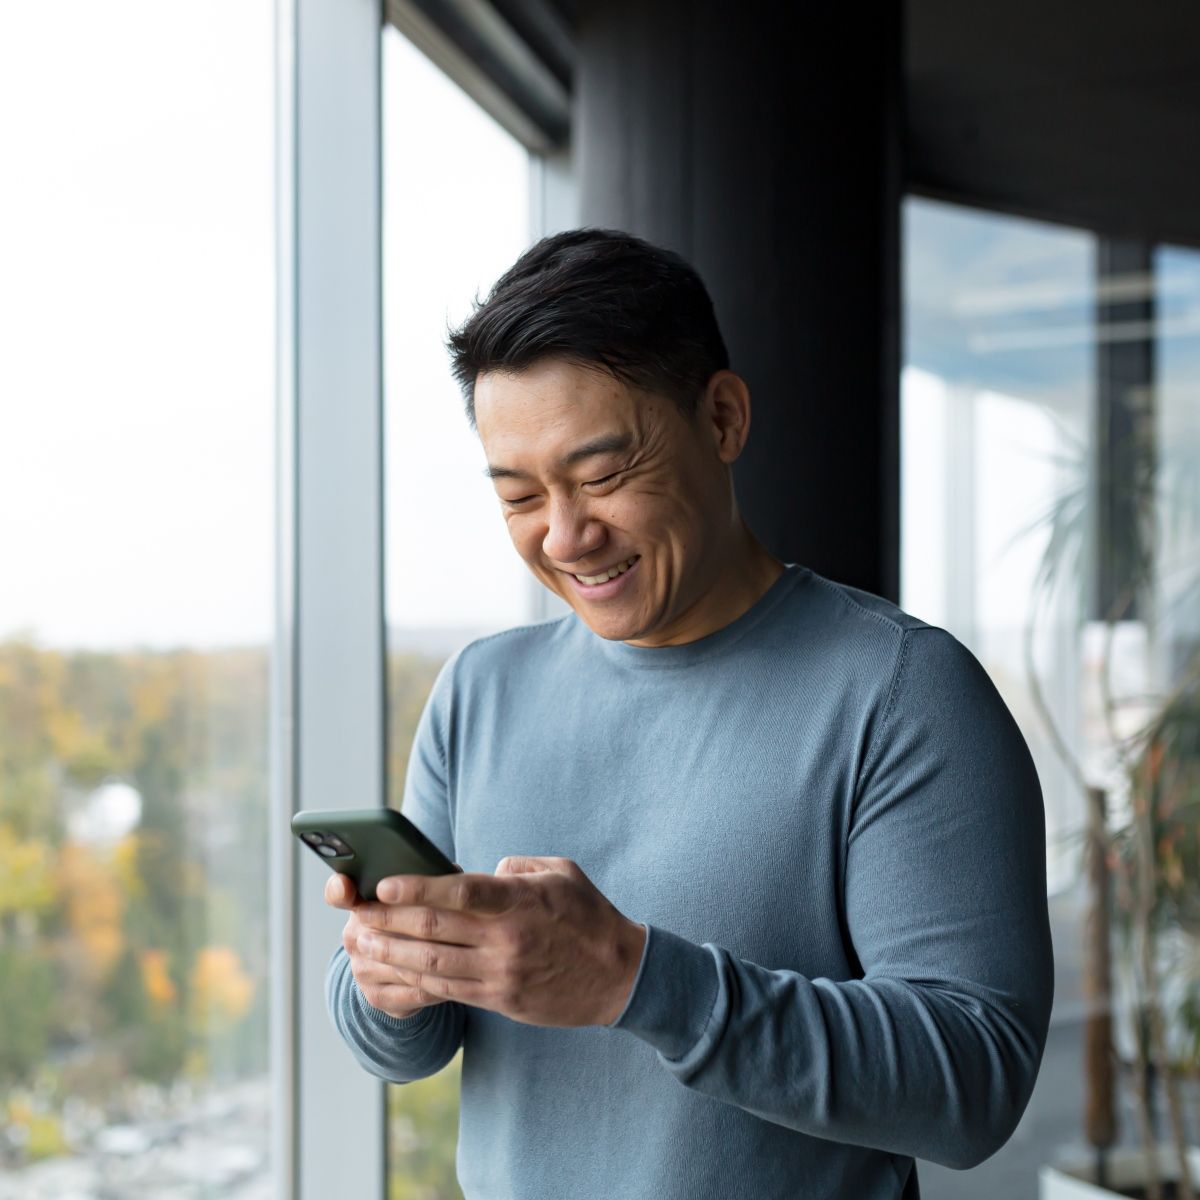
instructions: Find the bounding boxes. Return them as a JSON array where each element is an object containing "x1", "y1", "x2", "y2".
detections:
[{"x1": 325, "y1": 873, "x2": 446, "y2": 1021}]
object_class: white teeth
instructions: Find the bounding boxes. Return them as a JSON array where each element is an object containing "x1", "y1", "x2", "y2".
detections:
[{"x1": 576, "y1": 556, "x2": 638, "y2": 586}]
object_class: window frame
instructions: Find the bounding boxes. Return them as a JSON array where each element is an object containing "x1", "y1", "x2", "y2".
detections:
[{"x1": 274, "y1": 0, "x2": 388, "y2": 1197}]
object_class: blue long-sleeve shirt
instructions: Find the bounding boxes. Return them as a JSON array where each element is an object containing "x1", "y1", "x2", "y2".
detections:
[{"x1": 326, "y1": 562, "x2": 1054, "y2": 1199}]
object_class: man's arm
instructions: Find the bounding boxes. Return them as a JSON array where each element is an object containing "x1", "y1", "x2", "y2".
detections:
[
  {"x1": 324, "y1": 655, "x2": 468, "y2": 1083},
  {"x1": 609, "y1": 625, "x2": 1054, "y2": 1169}
]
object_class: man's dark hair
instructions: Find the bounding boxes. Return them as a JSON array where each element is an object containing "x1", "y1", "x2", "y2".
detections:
[{"x1": 447, "y1": 228, "x2": 729, "y2": 427}]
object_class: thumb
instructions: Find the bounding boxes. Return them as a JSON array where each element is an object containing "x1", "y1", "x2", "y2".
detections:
[{"x1": 495, "y1": 854, "x2": 561, "y2": 876}]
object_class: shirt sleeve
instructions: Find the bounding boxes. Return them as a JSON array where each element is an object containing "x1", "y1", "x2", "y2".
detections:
[
  {"x1": 609, "y1": 625, "x2": 1055, "y2": 1170},
  {"x1": 324, "y1": 652, "x2": 468, "y2": 1083}
]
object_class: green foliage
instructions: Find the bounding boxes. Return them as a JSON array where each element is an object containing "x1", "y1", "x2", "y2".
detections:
[
  {"x1": 389, "y1": 1055, "x2": 465, "y2": 1200},
  {"x1": 0, "y1": 947, "x2": 54, "y2": 1083}
]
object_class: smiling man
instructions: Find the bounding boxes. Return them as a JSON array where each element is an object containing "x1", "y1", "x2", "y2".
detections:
[{"x1": 324, "y1": 229, "x2": 1054, "y2": 1199}]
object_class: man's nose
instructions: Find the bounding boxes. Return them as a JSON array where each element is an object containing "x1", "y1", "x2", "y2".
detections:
[{"x1": 542, "y1": 495, "x2": 604, "y2": 565}]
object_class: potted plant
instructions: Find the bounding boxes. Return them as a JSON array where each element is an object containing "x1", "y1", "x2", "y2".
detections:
[{"x1": 1022, "y1": 394, "x2": 1200, "y2": 1199}]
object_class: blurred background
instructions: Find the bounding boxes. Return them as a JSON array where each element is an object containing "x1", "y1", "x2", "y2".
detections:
[{"x1": 0, "y1": 2, "x2": 1197, "y2": 1198}]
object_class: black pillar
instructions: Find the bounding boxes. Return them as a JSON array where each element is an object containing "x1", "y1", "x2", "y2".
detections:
[
  {"x1": 1092, "y1": 239, "x2": 1156, "y2": 627},
  {"x1": 575, "y1": 0, "x2": 903, "y2": 601}
]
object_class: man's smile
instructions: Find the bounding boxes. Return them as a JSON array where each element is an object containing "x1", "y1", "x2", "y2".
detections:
[
  {"x1": 565, "y1": 554, "x2": 641, "y2": 597},
  {"x1": 568, "y1": 554, "x2": 640, "y2": 586}
]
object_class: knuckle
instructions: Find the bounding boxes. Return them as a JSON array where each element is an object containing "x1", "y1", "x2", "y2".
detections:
[
  {"x1": 498, "y1": 952, "x2": 525, "y2": 991},
  {"x1": 503, "y1": 923, "x2": 534, "y2": 957},
  {"x1": 417, "y1": 906, "x2": 440, "y2": 940},
  {"x1": 420, "y1": 944, "x2": 441, "y2": 974}
]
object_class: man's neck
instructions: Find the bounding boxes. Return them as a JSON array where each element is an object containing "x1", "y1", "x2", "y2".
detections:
[{"x1": 624, "y1": 532, "x2": 785, "y2": 648}]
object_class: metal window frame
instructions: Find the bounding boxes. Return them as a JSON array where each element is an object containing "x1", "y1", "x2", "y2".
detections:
[
  {"x1": 273, "y1": 0, "x2": 388, "y2": 1197},
  {"x1": 273, "y1": 5, "x2": 579, "y2": 1194}
]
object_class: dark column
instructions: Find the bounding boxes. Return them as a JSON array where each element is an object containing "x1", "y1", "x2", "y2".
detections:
[
  {"x1": 1092, "y1": 239, "x2": 1156, "y2": 627},
  {"x1": 574, "y1": 0, "x2": 903, "y2": 601}
]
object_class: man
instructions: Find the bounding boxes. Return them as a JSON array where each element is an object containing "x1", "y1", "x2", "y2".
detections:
[{"x1": 325, "y1": 228, "x2": 1054, "y2": 1199}]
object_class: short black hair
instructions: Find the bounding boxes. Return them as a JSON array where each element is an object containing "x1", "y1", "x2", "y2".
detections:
[{"x1": 446, "y1": 228, "x2": 729, "y2": 427}]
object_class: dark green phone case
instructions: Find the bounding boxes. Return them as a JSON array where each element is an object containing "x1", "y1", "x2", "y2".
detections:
[{"x1": 291, "y1": 807, "x2": 456, "y2": 900}]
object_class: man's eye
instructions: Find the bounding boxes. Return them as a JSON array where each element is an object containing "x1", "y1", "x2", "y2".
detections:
[
  {"x1": 503, "y1": 495, "x2": 536, "y2": 506},
  {"x1": 584, "y1": 472, "x2": 620, "y2": 488}
]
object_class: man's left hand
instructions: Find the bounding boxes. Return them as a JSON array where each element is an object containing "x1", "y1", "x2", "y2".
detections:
[{"x1": 351, "y1": 856, "x2": 647, "y2": 1027}]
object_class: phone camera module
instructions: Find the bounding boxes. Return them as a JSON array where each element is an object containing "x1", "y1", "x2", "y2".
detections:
[
  {"x1": 316, "y1": 843, "x2": 340, "y2": 858},
  {"x1": 327, "y1": 837, "x2": 353, "y2": 856}
]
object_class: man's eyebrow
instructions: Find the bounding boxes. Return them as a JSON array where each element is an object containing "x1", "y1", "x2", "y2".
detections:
[{"x1": 483, "y1": 432, "x2": 634, "y2": 480}]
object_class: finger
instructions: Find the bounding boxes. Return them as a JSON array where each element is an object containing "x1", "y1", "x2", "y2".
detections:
[
  {"x1": 385, "y1": 967, "x2": 490, "y2": 1008},
  {"x1": 377, "y1": 871, "x2": 514, "y2": 914},
  {"x1": 376, "y1": 982, "x2": 446, "y2": 1010},
  {"x1": 325, "y1": 872, "x2": 358, "y2": 909},
  {"x1": 353, "y1": 954, "x2": 483, "y2": 1008},
  {"x1": 356, "y1": 901, "x2": 481, "y2": 945},
  {"x1": 495, "y1": 855, "x2": 574, "y2": 877},
  {"x1": 356, "y1": 978, "x2": 445, "y2": 1015},
  {"x1": 358, "y1": 931, "x2": 482, "y2": 981}
]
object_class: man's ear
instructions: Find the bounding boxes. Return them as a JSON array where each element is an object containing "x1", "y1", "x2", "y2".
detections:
[{"x1": 700, "y1": 370, "x2": 752, "y2": 464}]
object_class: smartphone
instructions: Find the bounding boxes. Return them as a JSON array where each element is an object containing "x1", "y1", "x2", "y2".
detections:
[{"x1": 291, "y1": 807, "x2": 457, "y2": 901}]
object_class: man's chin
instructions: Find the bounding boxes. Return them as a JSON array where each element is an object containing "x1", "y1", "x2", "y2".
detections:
[{"x1": 568, "y1": 605, "x2": 652, "y2": 643}]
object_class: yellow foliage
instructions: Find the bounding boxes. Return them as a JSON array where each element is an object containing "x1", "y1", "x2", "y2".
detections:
[
  {"x1": 112, "y1": 834, "x2": 145, "y2": 900},
  {"x1": 26, "y1": 1112, "x2": 68, "y2": 1160},
  {"x1": 132, "y1": 669, "x2": 173, "y2": 730},
  {"x1": 0, "y1": 823, "x2": 55, "y2": 918},
  {"x1": 57, "y1": 841, "x2": 125, "y2": 983},
  {"x1": 45, "y1": 706, "x2": 84, "y2": 759},
  {"x1": 139, "y1": 949, "x2": 177, "y2": 1008},
  {"x1": 190, "y1": 945, "x2": 255, "y2": 1027}
]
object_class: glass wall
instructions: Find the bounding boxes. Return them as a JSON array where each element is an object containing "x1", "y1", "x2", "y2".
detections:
[
  {"x1": 0, "y1": 3, "x2": 276, "y2": 1197},
  {"x1": 381, "y1": 28, "x2": 534, "y2": 1200},
  {"x1": 904, "y1": 197, "x2": 1200, "y2": 1196}
]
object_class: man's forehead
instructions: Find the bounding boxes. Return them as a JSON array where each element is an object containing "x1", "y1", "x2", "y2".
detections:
[{"x1": 475, "y1": 358, "x2": 635, "y2": 415}]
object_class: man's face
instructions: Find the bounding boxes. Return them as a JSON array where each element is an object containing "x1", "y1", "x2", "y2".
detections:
[{"x1": 474, "y1": 358, "x2": 734, "y2": 645}]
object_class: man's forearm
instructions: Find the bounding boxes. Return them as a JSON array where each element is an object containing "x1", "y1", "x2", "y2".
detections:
[{"x1": 610, "y1": 924, "x2": 1049, "y2": 1170}]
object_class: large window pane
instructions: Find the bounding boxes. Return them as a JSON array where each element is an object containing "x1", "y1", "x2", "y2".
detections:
[
  {"x1": 903, "y1": 198, "x2": 1200, "y2": 1196},
  {"x1": 381, "y1": 28, "x2": 533, "y2": 1200},
  {"x1": 0, "y1": 3, "x2": 275, "y2": 1196}
]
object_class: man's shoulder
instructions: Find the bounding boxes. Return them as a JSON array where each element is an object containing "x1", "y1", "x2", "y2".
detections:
[
  {"x1": 450, "y1": 612, "x2": 580, "y2": 679},
  {"x1": 783, "y1": 565, "x2": 934, "y2": 644}
]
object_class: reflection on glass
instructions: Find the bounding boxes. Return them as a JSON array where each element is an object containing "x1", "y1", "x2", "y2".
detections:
[
  {"x1": 903, "y1": 198, "x2": 1200, "y2": 1197},
  {"x1": 382, "y1": 28, "x2": 533, "y2": 1200},
  {"x1": 0, "y1": 3, "x2": 275, "y2": 1197},
  {"x1": 903, "y1": 199, "x2": 1096, "y2": 895}
]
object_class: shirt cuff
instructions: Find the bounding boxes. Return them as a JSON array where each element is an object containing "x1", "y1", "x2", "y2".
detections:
[{"x1": 607, "y1": 922, "x2": 724, "y2": 1062}]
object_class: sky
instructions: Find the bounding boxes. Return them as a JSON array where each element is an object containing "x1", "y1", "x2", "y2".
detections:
[{"x1": 0, "y1": 5, "x2": 532, "y2": 650}]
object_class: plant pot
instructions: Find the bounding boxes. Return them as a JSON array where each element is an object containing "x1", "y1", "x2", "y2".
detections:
[{"x1": 1041, "y1": 1146, "x2": 1200, "y2": 1199}]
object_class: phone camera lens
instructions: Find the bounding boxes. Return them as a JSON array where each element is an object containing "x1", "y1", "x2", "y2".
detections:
[
  {"x1": 302, "y1": 831, "x2": 324, "y2": 845},
  {"x1": 316, "y1": 843, "x2": 339, "y2": 858},
  {"x1": 328, "y1": 837, "x2": 352, "y2": 856}
]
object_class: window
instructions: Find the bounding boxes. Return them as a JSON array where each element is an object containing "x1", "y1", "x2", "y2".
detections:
[
  {"x1": 903, "y1": 196, "x2": 1200, "y2": 1195},
  {"x1": 0, "y1": 2, "x2": 276, "y2": 1194},
  {"x1": 381, "y1": 27, "x2": 536, "y2": 1198}
]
